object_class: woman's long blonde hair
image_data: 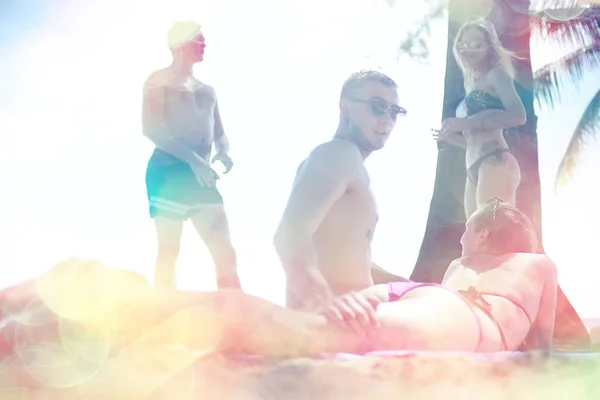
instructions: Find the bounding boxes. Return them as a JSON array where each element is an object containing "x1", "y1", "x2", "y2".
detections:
[{"x1": 452, "y1": 17, "x2": 516, "y2": 92}]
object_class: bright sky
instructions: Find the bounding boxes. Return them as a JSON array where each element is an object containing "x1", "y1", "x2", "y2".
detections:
[{"x1": 1, "y1": 0, "x2": 598, "y2": 319}]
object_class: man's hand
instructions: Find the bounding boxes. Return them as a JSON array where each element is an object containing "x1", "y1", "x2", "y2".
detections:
[
  {"x1": 288, "y1": 269, "x2": 334, "y2": 312},
  {"x1": 295, "y1": 284, "x2": 333, "y2": 313},
  {"x1": 191, "y1": 163, "x2": 220, "y2": 187},
  {"x1": 212, "y1": 153, "x2": 234, "y2": 174},
  {"x1": 316, "y1": 291, "x2": 381, "y2": 337}
]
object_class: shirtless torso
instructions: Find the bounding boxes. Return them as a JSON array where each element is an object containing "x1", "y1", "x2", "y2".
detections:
[
  {"x1": 275, "y1": 139, "x2": 378, "y2": 308},
  {"x1": 299, "y1": 140, "x2": 378, "y2": 294},
  {"x1": 144, "y1": 69, "x2": 218, "y2": 160},
  {"x1": 274, "y1": 72, "x2": 401, "y2": 310}
]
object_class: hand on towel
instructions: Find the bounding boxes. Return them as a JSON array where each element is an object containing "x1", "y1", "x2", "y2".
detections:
[{"x1": 316, "y1": 291, "x2": 380, "y2": 337}]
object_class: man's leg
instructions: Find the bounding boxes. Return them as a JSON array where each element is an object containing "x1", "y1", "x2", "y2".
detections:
[
  {"x1": 153, "y1": 216, "x2": 184, "y2": 288},
  {"x1": 190, "y1": 206, "x2": 242, "y2": 290},
  {"x1": 146, "y1": 151, "x2": 188, "y2": 288}
]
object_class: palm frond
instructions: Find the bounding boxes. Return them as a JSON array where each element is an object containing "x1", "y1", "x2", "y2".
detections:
[
  {"x1": 555, "y1": 89, "x2": 600, "y2": 190},
  {"x1": 533, "y1": 45, "x2": 600, "y2": 107},
  {"x1": 531, "y1": 8, "x2": 600, "y2": 47},
  {"x1": 530, "y1": 0, "x2": 600, "y2": 12}
]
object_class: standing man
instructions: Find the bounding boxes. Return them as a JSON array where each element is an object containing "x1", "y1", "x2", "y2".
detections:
[
  {"x1": 142, "y1": 21, "x2": 241, "y2": 290},
  {"x1": 273, "y1": 70, "x2": 406, "y2": 310}
]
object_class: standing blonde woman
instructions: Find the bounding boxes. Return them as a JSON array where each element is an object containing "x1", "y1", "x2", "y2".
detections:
[{"x1": 434, "y1": 17, "x2": 526, "y2": 218}]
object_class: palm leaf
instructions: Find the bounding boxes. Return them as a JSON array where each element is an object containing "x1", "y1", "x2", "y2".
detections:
[
  {"x1": 529, "y1": 4, "x2": 599, "y2": 106},
  {"x1": 533, "y1": 45, "x2": 600, "y2": 107},
  {"x1": 555, "y1": 89, "x2": 600, "y2": 190},
  {"x1": 530, "y1": 8, "x2": 600, "y2": 47},
  {"x1": 530, "y1": 0, "x2": 597, "y2": 10}
]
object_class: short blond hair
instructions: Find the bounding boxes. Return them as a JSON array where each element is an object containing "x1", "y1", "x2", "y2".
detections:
[
  {"x1": 167, "y1": 20, "x2": 202, "y2": 48},
  {"x1": 453, "y1": 18, "x2": 516, "y2": 92}
]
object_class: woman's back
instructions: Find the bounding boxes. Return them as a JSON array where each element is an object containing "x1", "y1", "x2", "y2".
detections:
[{"x1": 443, "y1": 252, "x2": 558, "y2": 349}]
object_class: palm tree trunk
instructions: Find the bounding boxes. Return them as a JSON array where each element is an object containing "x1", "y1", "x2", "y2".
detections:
[
  {"x1": 409, "y1": 0, "x2": 467, "y2": 284},
  {"x1": 410, "y1": 0, "x2": 590, "y2": 349}
]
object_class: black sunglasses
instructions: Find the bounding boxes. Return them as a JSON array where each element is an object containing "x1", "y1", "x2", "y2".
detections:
[{"x1": 348, "y1": 98, "x2": 407, "y2": 121}]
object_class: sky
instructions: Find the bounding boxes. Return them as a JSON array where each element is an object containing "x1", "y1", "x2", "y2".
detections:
[{"x1": 0, "y1": 0, "x2": 599, "y2": 319}]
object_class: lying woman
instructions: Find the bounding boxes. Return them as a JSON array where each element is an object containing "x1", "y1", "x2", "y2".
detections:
[{"x1": 1, "y1": 199, "x2": 556, "y2": 359}]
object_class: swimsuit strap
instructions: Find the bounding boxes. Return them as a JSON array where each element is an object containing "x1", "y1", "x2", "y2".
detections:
[{"x1": 458, "y1": 287, "x2": 510, "y2": 351}]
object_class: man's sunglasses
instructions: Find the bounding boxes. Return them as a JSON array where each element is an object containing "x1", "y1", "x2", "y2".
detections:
[{"x1": 348, "y1": 98, "x2": 407, "y2": 121}]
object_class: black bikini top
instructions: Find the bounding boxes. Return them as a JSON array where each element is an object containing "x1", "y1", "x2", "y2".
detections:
[{"x1": 465, "y1": 90, "x2": 504, "y2": 116}]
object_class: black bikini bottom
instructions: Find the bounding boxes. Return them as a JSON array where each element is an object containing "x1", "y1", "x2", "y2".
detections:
[{"x1": 467, "y1": 148, "x2": 511, "y2": 185}]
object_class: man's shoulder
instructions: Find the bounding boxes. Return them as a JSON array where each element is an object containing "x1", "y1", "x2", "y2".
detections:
[
  {"x1": 309, "y1": 140, "x2": 361, "y2": 162},
  {"x1": 293, "y1": 141, "x2": 362, "y2": 183},
  {"x1": 301, "y1": 140, "x2": 362, "y2": 173},
  {"x1": 143, "y1": 69, "x2": 172, "y2": 92}
]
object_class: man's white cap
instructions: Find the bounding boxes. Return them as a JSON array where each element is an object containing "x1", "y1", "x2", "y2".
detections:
[{"x1": 167, "y1": 21, "x2": 202, "y2": 48}]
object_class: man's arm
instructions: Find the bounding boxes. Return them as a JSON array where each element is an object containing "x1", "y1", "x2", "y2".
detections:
[
  {"x1": 142, "y1": 78, "x2": 208, "y2": 169},
  {"x1": 273, "y1": 143, "x2": 359, "y2": 309},
  {"x1": 466, "y1": 68, "x2": 527, "y2": 131},
  {"x1": 213, "y1": 99, "x2": 229, "y2": 156}
]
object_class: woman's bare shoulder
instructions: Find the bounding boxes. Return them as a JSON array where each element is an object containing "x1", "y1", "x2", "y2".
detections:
[{"x1": 512, "y1": 253, "x2": 557, "y2": 275}]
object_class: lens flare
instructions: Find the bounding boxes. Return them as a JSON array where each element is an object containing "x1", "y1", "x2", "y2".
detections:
[
  {"x1": 504, "y1": 0, "x2": 541, "y2": 15},
  {"x1": 0, "y1": 388, "x2": 30, "y2": 399},
  {"x1": 115, "y1": 338, "x2": 204, "y2": 398},
  {"x1": 58, "y1": 318, "x2": 110, "y2": 366},
  {"x1": 545, "y1": 8, "x2": 587, "y2": 22},
  {"x1": 17, "y1": 338, "x2": 106, "y2": 389},
  {"x1": 10, "y1": 300, "x2": 109, "y2": 388},
  {"x1": 35, "y1": 259, "x2": 121, "y2": 324}
]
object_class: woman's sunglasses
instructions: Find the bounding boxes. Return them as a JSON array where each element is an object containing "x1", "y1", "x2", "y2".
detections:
[{"x1": 457, "y1": 41, "x2": 489, "y2": 52}]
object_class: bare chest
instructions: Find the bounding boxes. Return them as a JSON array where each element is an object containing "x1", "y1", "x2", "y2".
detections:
[
  {"x1": 325, "y1": 169, "x2": 378, "y2": 240},
  {"x1": 162, "y1": 84, "x2": 216, "y2": 139},
  {"x1": 164, "y1": 86, "x2": 215, "y2": 115}
]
